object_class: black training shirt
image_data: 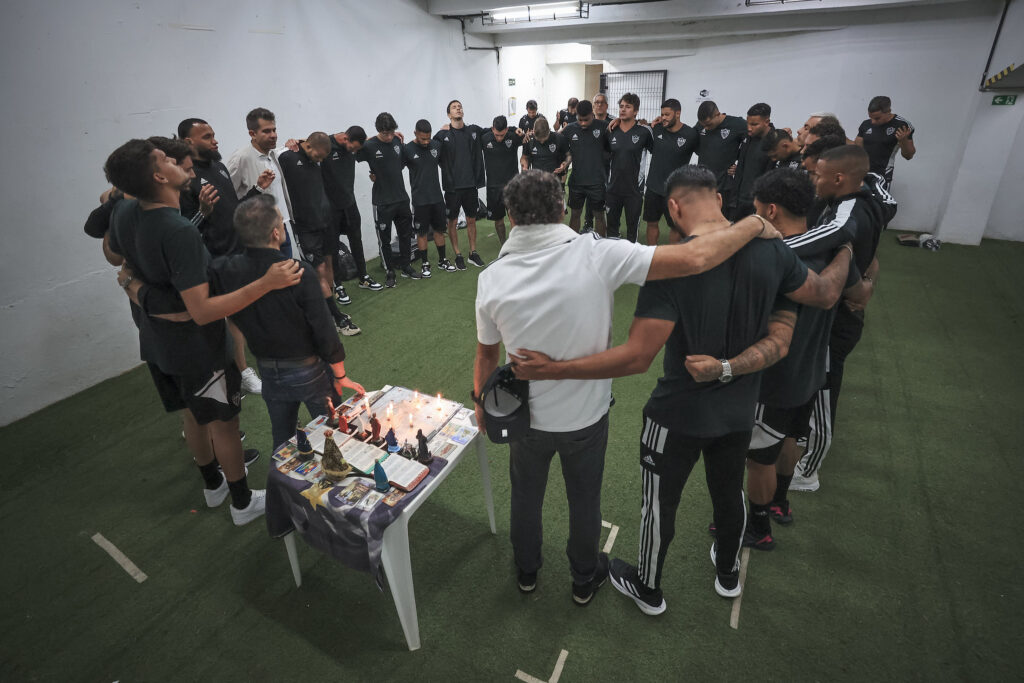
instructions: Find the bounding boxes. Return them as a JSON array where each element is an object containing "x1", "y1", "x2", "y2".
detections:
[
  {"x1": 647, "y1": 123, "x2": 699, "y2": 196},
  {"x1": 182, "y1": 158, "x2": 249, "y2": 257},
  {"x1": 734, "y1": 128, "x2": 775, "y2": 206},
  {"x1": 518, "y1": 114, "x2": 540, "y2": 132},
  {"x1": 356, "y1": 136, "x2": 410, "y2": 206},
  {"x1": 524, "y1": 133, "x2": 569, "y2": 174},
  {"x1": 813, "y1": 190, "x2": 884, "y2": 275},
  {"x1": 696, "y1": 115, "x2": 747, "y2": 189},
  {"x1": 481, "y1": 130, "x2": 524, "y2": 188},
  {"x1": 278, "y1": 148, "x2": 329, "y2": 232},
  {"x1": 404, "y1": 139, "x2": 444, "y2": 206},
  {"x1": 857, "y1": 115, "x2": 913, "y2": 182},
  {"x1": 563, "y1": 119, "x2": 610, "y2": 188},
  {"x1": 557, "y1": 109, "x2": 577, "y2": 128},
  {"x1": 773, "y1": 151, "x2": 804, "y2": 172},
  {"x1": 636, "y1": 237, "x2": 808, "y2": 437},
  {"x1": 322, "y1": 137, "x2": 357, "y2": 210},
  {"x1": 434, "y1": 124, "x2": 485, "y2": 191},
  {"x1": 607, "y1": 123, "x2": 653, "y2": 196}
]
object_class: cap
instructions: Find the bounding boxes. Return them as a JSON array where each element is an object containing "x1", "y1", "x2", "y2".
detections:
[{"x1": 476, "y1": 364, "x2": 529, "y2": 444}]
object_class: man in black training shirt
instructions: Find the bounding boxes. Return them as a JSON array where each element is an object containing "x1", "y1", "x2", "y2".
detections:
[
  {"x1": 435, "y1": 100, "x2": 486, "y2": 269},
  {"x1": 105, "y1": 138, "x2": 301, "y2": 526},
  {"x1": 518, "y1": 99, "x2": 541, "y2": 133},
  {"x1": 405, "y1": 119, "x2": 457, "y2": 276},
  {"x1": 695, "y1": 101, "x2": 747, "y2": 210},
  {"x1": 604, "y1": 93, "x2": 653, "y2": 242},
  {"x1": 513, "y1": 166, "x2": 852, "y2": 614},
  {"x1": 555, "y1": 98, "x2": 578, "y2": 131},
  {"x1": 743, "y1": 168, "x2": 861, "y2": 550},
  {"x1": 762, "y1": 129, "x2": 804, "y2": 171},
  {"x1": 322, "y1": 125, "x2": 383, "y2": 301},
  {"x1": 643, "y1": 98, "x2": 698, "y2": 246},
  {"x1": 855, "y1": 95, "x2": 915, "y2": 186},
  {"x1": 521, "y1": 117, "x2": 568, "y2": 176},
  {"x1": 561, "y1": 100, "x2": 610, "y2": 235},
  {"x1": 209, "y1": 195, "x2": 365, "y2": 452},
  {"x1": 481, "y1": 115, "x2": 525, "y2": 244},
  {"x1": 356, "y1": 112, "x2": 419, "y2": 288},
  {"x1": 729, "y1": 103, "x2": 775, "y2": 221},
  {"x1": 279, "y1": 132, "x2": 361, "y2": 336}
]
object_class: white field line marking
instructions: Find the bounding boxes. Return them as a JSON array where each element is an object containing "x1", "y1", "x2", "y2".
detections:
[
  {"x1": 729, "y1": 547, "x2": 751, "y2": 630},
  {"x1": 601, "y1": 520, "x2": 620, "y2": 554},
  {"x1": 515, "y1": 649, "x2": 569, "y2": 683},
  {"x1": 92, "y1": 533, "x2": 148, "y2": 583}
]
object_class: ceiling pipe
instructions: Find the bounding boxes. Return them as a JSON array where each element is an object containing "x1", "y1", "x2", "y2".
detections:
[{"x1": 442, "y1": 15, "x2": 502, "y2": 63}]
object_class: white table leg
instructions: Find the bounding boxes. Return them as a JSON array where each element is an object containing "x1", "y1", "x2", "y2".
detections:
[
  {"x1": 380, "y1": 516, "x2": 420, "y2": 651},
  {"x1": 283, "y1": 532, "x2": 302, "y2": 588},
  {"x1": 475, "y1": 434, "x2": 497, "y2": 535}
]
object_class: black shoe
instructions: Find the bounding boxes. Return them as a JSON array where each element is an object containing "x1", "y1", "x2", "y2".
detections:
[
  {"x1": 438, "y1": 258, "x2": 457, "y2": 272},
  {"x1": 334, "y1": 284, "x2": 351, "y2": 305},
  {"x1": 401, "y1": 265, "x2": 421, "y2": 280},
  {"x1": 743, "y1": 528, "x2": 776, "y2": 551},
  {"x1": 385, "y1": 270, "x2": 397, "y2": 288},
  {"x1": 770, "y1": 502, "x2": 794, "y2": 525},
  {"x1": 572, "y1": 552, "x2": 610, "y2": 606},
  {"x1": 420, "y1": 262, "x2": 432, "y2": 278},
  {"x1": 239, "y1": 430, "x2": 246, "y2": 442},
  {"x1": 518, "y1": 569, "x2": 537, "y2": 594},
  {"x1": 455, "y1": 254, "x2": 467, "y2": 270},
  {"x1": 608, "y1": 558, "x2": 665, "y2": 615},
  {"x1": 336, "y1": 315, "x2": 361, "y2": 336},
  {"x1": 709, "y1": 542, "x2": 741, "y2": 597},
  {"x1": 214, "y1": 448, "x2": 260, "y2": 471},
  {"x1": 358, "y1": 275, "x2": 384, "y2": 291},
  {"x1": 468, "y1": 251, "x2": 485, "y2": 267}
]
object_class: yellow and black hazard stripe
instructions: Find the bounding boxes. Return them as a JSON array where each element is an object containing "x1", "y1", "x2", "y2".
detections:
[{"x1": 985, "y1": 63, "x2": 1016, "y2": 89}]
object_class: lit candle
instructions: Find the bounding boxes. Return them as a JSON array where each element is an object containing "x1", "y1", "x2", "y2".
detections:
[
  {"x1": 363, "y1": 397, "x2": 370, "y2": 414},
  {"x1": 437, "y1": 393, "x2": 443, "y2": 411}
]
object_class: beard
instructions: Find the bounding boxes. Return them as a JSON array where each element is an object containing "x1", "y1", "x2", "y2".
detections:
[{"x1": 198, "y1": 147, "x2": 222, "y2": 163}]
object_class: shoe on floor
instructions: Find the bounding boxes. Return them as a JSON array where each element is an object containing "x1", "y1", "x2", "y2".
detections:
[
  {"x1": 400, "y1": 265, "x2": 421, "y2": 280},
  {"x1": 420, "y1": 262, "x2": 432, "y2": 278},
  {"x1": 454, "y1": 254, "x2": 467, "y2": 271},
  {"x1": 608, "y1": 558, "x2": 666, "y2": 615},
  {"x1": 468, "y1": 251, "x2": 485, "y2": 268},
  {"x1": 770, "y1": 502, "x2": 794, "y2": 525},
  {"x1": 517, "y1": 569, "x2": 537, "y2": 594},
  {"x1": 334, "y1": 283, "x2": 351, "y2": 305},
  {"x1": 742, "y1": 528, "x2": 776, "y2": 551},
  {"x1": 385, "y1": 271, "x2": 397, "y2": 288},
  {"x1": 790, "y1": 472, "x2": 820, "y2": 492},
  {"x1": 240, "y1": 367, "x2": 262, "y2": 395},
  {"x1": 572, "y1": 552, "x2": 609, "y2": 606},
  {"x1": 358, "y1": 275, "x2": 383, "y2": 291},
  {"x1": 230, "y1": 489, "x2": 267, "y2": 526},
  {"x1": 709, "y1": 543, "x2": 743, "y2": 598},
  {"x1": 336, "y1": 315, "x2": 361, "y2": 336},
  {"x1": 204, "y1": 475, "x2": 229, "y2": 508},
  {"x1": 438, "y1": 258, "x2": 457, "y2": 272}
]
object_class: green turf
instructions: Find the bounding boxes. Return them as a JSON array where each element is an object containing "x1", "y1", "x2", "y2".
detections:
[{"x1": 2, "y1": 227, "x2": 1022, "y2": 682}]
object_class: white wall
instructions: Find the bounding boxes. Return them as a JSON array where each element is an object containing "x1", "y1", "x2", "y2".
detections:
[
  {"x1": 603, "y1": 1, "x2": 1005, "y2": 234},
  {"x1": 498, "y1": 44, "x2": 591, "y2": 123},
  {"x1": 985, "y1": 115, "x2": 1024, "y2": 241},
  {"x1": 0, "y1": 0, "x2": 500, "y2": 426}
]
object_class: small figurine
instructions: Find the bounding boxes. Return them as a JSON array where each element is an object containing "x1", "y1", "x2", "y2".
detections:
[
  {"x1": 373, "y1": 457, "x2": 390, "y2": 492},
  {"x1": 400, "y1": 439, "x2": 415, "y2": 459},
  {"x1": 325, "y1": 397, "x2": 338, "y2": 428},
  {"x1": 296, "y1": 427, "x2": 315, "y2": 462},
  {"x1": 336, "y1": 408, "x2": 349, "y2": 434},
  {"x1": 416, "y1": 429, "x2": 433, "y2": 465},
  {"x1": 385, "y1": 427, "x2": 399, "y2": 453},
  {"x1": 370, "y1": 413, "x2": 382, "y2": 444},
  {"x1": 321, "y1": 436, "x2": 353, "y2": 483}
]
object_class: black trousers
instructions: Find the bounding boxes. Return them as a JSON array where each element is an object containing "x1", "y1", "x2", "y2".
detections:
[
  {"x1": 330, "y1": 203, "x2": 366, "y2": 279},
  {"x1": 605, "y1": 191, "x2": 643, "y2": 242},
  {"x1": 372, "y1": 202, "x2": 413, "y2": 272},
  {"x1": 636, "y1": 412, "x2": 750, "y2": 588}
]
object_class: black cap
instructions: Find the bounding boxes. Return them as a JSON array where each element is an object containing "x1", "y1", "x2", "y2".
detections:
[{"x1": 476, "y1": 364, "x2": 529, "y2": 444}]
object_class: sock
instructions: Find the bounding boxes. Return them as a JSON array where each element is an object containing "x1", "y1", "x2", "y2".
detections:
[
  {"x1": 749, "y1": 502, "x2": 771, "y2": 535},
  {"x1": 228, "y1": 475, "x2": 252, "y2": 509},
  {"x1": 437, "y1": 244, "x2": 446, "y2": 261},
  {"x1": 417, "y1": 248, "x2": 428, "y2": 264},
  {"x1": 774, "y1": 474, "x2": 793, "y2": 505},
  {"x1": 198, "y1": 460, "x2": 223, "y2": 490},
  {"x1": 325, "y1": 296, "x2": 343, "y2": 324}
]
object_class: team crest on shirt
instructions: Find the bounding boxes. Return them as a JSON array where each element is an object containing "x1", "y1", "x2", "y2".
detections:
[
  {"x1": 430, "y1": 148, "x2": 439, "y2": 158},
  {"x1": 886, "y1": 127, "x2": 896, "y2": 136},
  {"x1": 394, "y1": 145, "x2": 401, "y2": 155},
  {"x1": 592, "y1": 129, "x2": 600, "y2": 138},
  {"x1": 548, "y1": 143, "x2": 556, "y2": 153},
  {"x1": 505, "y1": 139, "x2": 513, "y2": 148},
  {"x1": 676, "y1": 137, "x2": 685, "y2": 147},
  {"x1": 471, "y1": 132, "x2": 477, "y2": 140},
  {"x1": 720, "y1": 129, "x2": 731, "y2": 140},
  {"x1": 631, "y1": 134, "x2": 640, "y2": 144},
  {"x1": 219, "y1": 168, "x2": 230, "y2": 179}
]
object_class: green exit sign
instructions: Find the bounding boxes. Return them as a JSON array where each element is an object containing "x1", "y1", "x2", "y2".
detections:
[
  {"x1": 508, "y1": 78, "x2": 516, "y2": 86},
  {"x1": 992, "y1": 95, "x2": 1017, "y2": 105}
]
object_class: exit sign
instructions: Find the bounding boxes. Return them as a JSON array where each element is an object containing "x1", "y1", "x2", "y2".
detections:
[
  {"x1": 508, "y1": 78, "x2": 516, "y2": 86},
  {"x1": 992, "y1": 95, "x2": 1017, "y2": 105}
]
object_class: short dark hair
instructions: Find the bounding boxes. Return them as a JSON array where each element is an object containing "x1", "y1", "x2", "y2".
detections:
[
  {"x1": 619, "y1": 92, "x2": 640, "y2": 110},
  {"x1": 533, "y1": 116, "x2": 550, "y2": 139},
  {"x1": 492, "y1": 115, "x2": 508, "y2": 130},
  {"x1": 747, "y1": 102, "x2": 771, "y2": 119},
  {"x1": 306, "y1": 131, "x2": 330, "y2": 155},
  {"x1": 234, "y1": 194, "x2": 280, "y2": 248},
  {"x1": 567, "y1": 97, "x2": 579, "y2": 107},
  {"x1": 104, "y1": 139, "x2": 159, "y2": 201},
  {"x1": 697, "y1": 100, "x2": 719, "y2": 122},
  {"x1": 148, "y1": 136, "x2": 191, "y2": 164},
  {"x1": 246, "y1": 108, "x2": 275, "y2": 132},
  {"x1": 576, "y1": 100, "x2": 593, "y2": 117},
  {"x1": 176, "y1": 118, "x2": 208, "y2": 140},
  {"x1": 820, "y1": 144, "x2": 870, "y2": 182},
  {"x1": 868, "y1": 96, "x2": 891, "y2": 113},
  {"x1": 414, "y1": 119, "x2": 432, "y2": 135},
  {"x1": 665, "y1": 165, "x2": 717, "y2": 197},
  {"x1": 761, "y1": 128, "x2": 792, "y2": 154},
  {"x1": 447, "y1": 99, "x2": 461, "y2": 114},
  {"x1": 661, "y1": 98, "x2": 681, "y2": 112},
  {"x1": 803, "y1": 135, "x2": 847, "y2": 160},
  {"x1": 526, "y1": 99, "x2": 538, "y2": 111},
  {"x1": 503, "y1": 169, "x2": 564, "y2": 225},
  {"x1": 753, "y1": 168, "x2": 815, "y2": 218},
  {"x1": 345, "y1": 125, "x2": 367, "y2": 145},
  {"x1": 375, "y1": 112, "x2": 398, "y2": 132},
  {"x1": 809, "y1": 120, "x2": 846, "y2": 140}
]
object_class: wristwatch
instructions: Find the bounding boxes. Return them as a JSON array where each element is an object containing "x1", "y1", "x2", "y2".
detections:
[{"x1": 718, "y1": 359, "x2": 733, "y2": 383}]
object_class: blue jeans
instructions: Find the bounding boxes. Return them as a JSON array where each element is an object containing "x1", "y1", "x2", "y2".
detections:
[{"x1": 257, "y1": 358, "x2": 336, "y2": 452}]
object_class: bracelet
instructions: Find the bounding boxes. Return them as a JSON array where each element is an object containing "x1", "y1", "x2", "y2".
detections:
[
  {"x1": 751, "y1": 214, "x2": 768, "y2": 236},
  {"x1": 334, "y1": 374, "x2": 346, "y2": 381},
  {"x1": 119, "y1": 274, "x2": 134, "y2": 289},
  {"x1": 841, "y1": 244, "x2": 855, "y2": 259}
]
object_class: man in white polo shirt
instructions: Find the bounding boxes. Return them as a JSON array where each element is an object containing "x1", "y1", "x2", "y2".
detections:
[{"x1": 473, "y1": 169, "x2": 780, "y2": 606}]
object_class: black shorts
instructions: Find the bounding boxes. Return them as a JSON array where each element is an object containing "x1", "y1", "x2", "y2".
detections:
[
  {"x1": 147, "y1": 362, "x2": 242, "y2": 425},
  {"x1": 374, "y1": 201, "x2": 412, "y2": 229},
  {"x1": 486, "y1": 186, "x2": 506, "y2": 220},
  {"x1": 413, "y1": 202, "x2": 446, "y2": 236},
  {"x1": 747, "y1": 399, "x2": 815, "y2": 465},
  {"x1": 568, "y1": 184, "x2": 605, "y2": 212},
  {"x1": 642, "y1": 189, "x2": 675, "y2": 228},
  {"x1": 294, "y1": 228, "x2": 328, "y2": 266},
  {"x1": 444, "y1": 188, "x2": 478, "y2": 220}
]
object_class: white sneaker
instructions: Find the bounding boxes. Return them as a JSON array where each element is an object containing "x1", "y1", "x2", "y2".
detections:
[
  {"x1": 240, "y1": 367, "x2": 263, "y2": 395},
  {"x1": 790, "y1": 472, "x2": 820, "y2": 492},
  {"x1": 230, "y1": 489, "x2": 267, "y2": 526},
  {"x1": 203, "y1": 475, "x2": 229, "y2": 508}
]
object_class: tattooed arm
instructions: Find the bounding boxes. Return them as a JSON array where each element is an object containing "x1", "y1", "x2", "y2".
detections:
[
  {"x1": 785, "y1": 245, "x2": 853, "y2": 309},
  {"x1": 684, "y1": 309, "x2": 798, "y2": 382}
]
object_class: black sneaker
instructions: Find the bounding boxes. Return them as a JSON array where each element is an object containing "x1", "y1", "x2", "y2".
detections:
[
  {"x1": 709, "y1": 543, "x2": 741, "y2": 597},
  {"x1": 358, "y1": 275, "x2": 383, "y2": 291},
  {"x1": 572, "y1": 552, "x2": 609, "y2": 606},
  {"x1": 517, "y1": 569, "x2": 537, "y2": 594},
  {"x1": 239, "y1": 430, "x2": 246, "y2": 442},
  {"x1": 401, "y1": 265, "x2": 421, "y2": 280},
  {"x1": 212, "y1": 448, "x2": 260, "y2": 471},
  {"x1": 770, "y1": 502, "x2": 794, "y2": 525},
  {"x1": 420, "y1": 262, "x2": 432, "y2": 278},
  {"x1": 438, "y1": 258, "x2": 457, "y2": 272},
  {"x1": 743, "y1": 528, "x2": 776, "y2": 551},
  {"x1": 334, "y1": 284, "x2": 351, "y2": 305},
  {"x1": 455, "y1": 254, "x2": 467, "y2": 270},
  {"x1": 468, "y1": 251, "x2": 485, "y2": 268},
  {"x1": 336, "y1": 315, "x2": 361, "y2": 336},
  {"x1": 385, "y1": 270, "x2": 397, "y2": 288},
  {"x1": 608, "y1": 558, "x2": 665, "y2": 615}
]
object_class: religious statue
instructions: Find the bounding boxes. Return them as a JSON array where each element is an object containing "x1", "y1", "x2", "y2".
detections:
[
  {"x1": 416, "y1": 429, "x2": 433, "y2": 465},
  {"x1": 321, "y1": 434, "x2": 353, "y2": 483},
  {"x1": 373, "y1": 458, "x2": 390, "y2": 492},
  {"x1": 296, "y1": 428, "x2": 315, "y2": 462},
  {"x1": 370, "y1": 413, "x2": 382, "y2": 444},
  {"x1": 385, "y1": 427, "x2": 400, "y2": 453}
]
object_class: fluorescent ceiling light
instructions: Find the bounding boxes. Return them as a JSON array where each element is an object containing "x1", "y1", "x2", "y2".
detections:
[{"x1": 484, "y1": 2, "x2": 588, "y2": 25}]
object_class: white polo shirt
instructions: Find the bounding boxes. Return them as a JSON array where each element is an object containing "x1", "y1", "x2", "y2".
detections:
[
  {"x1": 476, "y1": 224, "x2": 655, "y2": 432},
  {"x1": 226, "y1": 142, "x2": 298, "y2": 256}
]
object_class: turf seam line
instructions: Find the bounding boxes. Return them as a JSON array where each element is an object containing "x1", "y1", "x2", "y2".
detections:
[
  {"x1": 91, "y1": 532, "x2": 148, "y2": 583},
  {"x1": 514, "y1": 648, "x2": 569, "y2": 683}
]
